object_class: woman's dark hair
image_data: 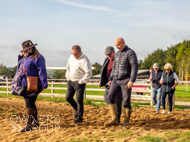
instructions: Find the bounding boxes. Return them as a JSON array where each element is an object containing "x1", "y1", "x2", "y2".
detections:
[{"x1": 29, "y1": 47, "x2": 40, "y2": 59}]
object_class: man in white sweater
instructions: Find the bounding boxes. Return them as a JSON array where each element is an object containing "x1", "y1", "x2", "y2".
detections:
[{"x1": 65, "y1": 45, "x2": 92, "y2": 123}]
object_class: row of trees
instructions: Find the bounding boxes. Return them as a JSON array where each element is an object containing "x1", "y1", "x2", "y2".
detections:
[
  {"x1": 0, "y1": 63, "x2": 17, "y2": 79},
  {"x1": 138, "y1": 40, "x2": 190, "y2": 80}
]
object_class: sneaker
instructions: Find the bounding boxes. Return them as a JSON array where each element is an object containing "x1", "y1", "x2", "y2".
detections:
[
  {"x1": 168, "y1": 111, "x2": 171, "y2": 114},
  {"x1": 161, "y1": 110, "x2": 166, "y2": 114},
  {"x1": 156, "y1": 110, "x2": 159, "y2": 113},
  {"x1": 73, "y1": 118, "x2": 83, "y2": 124}
]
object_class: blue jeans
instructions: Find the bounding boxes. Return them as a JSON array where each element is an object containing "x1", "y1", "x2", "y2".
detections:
[
  {"x1": 152, "y1": 87, "x2": 161, "y2": 110},
  {"x1": 162, "y1": 91, "x2": 174, "y2": 112}
]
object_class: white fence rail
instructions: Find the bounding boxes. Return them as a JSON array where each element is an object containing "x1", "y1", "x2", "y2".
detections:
[{"x1": 0, "y1": 79, "x2": 154, "y2": 105}]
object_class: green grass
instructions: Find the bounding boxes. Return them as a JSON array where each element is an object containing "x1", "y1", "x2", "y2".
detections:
[
  {"x1": 164, "y1": 131, "x2": 180, "y2": 141},
  {"x1": 2, "y1": 84, "x2": 190, "y2": 101},
  {"x1": 1, "y1": 84, "x2": 190, "y2": 107},
  {"x1": 174, "y1": 105, "x2": 185, "y2": 110},
  {"x1": 0, "y1": 88, "x2": 7, "y2": 91},
  {"x1": 164, "y1": 131, "x2": 190, "y2": 142},
  {"x1": 83, "y1": 99, "x2": 106, "y2": 107},
  {"x1": 0, "y1": 93, "x2": 23, "y2": 99},
  {"x1": 137, "y1": 135, "x2": 166, "y2": 142},
  {"x1": 37, "y1": 96, "x2": 67, "y2": 103},
  {"x1": 42, "y1": 84, "x2": 190, "y2": 101},
  {"x1": 178, "y1": 132, "x2": 190, "y2": 142},
  {"x1": 0, "y1": 93, "x2": 157, "y2": 109},
  {"x1": 175, "y1": 84, "x2": 190, "y2": 101}
]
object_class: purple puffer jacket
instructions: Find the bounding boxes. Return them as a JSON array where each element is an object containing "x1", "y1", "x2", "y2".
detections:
[{"x1": 19, "y1": 52, "x2": 48, "y2": 89}]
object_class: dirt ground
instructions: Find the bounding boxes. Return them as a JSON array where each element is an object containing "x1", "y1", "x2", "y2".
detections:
[{"x1": 0, "y1": 97, "x2": 190, "y2": 142}]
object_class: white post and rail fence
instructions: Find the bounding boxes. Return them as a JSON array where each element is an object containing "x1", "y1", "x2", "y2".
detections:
[{"x1": 0, "y1": 79, "x2": 179, "y2": 106}]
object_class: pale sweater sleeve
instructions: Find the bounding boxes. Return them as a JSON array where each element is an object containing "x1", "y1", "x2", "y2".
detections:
[
  {"x1": 173, "y1": 72, "x2": 180, "y2": 83},
  {"x1": 65, "y1": 57, "x2": 70, "y2": 81},
  {"x1": 78, "y1": 56, "x2": 92, "y2": 84}
]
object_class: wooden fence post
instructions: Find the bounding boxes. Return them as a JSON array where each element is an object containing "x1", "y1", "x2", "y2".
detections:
[
  {"x1": 6, "y1": 81, "x2": 9, "y2": 96},
  {"x1": 51, "y1": 81, "x2": 54, "y2": 98}
]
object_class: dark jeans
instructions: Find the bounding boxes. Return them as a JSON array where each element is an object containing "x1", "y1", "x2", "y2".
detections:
[
  {"x1": 104, "y1": 88, "x2": 122, "y2": 122},
  {"x1": 24, "y1": 96, "x2": 37, "y2": 109},
  {"x1": 161, "y1": 91, "x2": 174, "y2": 112},
  {"x1": 65, "y1": 80, "x2": 86, "y2": 118},
  {"x1": 23, "y1": 86, "x2": 42, "y2": 108},
  {"x1": 107, "y1": 78, "x2": 132, "y2": 109}
]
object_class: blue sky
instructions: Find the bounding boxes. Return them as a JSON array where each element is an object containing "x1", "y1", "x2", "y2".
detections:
[{"x1": 0, "y1": 0, "x2": 190, "y2": 67}]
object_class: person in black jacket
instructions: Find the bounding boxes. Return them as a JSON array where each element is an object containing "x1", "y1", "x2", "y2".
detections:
[
  {"x1": 99, "y1": 46, "x2": 122, "y2": 124},
  {"x1": 104, "y1": 37, "x2": 138, "y2": 127},
  {"x1": 149, "y1": 63, "x2": 163, "y2": 113},
  {"x1": 160, "y1": 63, "x2": 179, "y2": 114}
]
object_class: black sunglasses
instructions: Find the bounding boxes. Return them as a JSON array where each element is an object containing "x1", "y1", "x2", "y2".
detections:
[{"x1": 165, "y1": 69, "x2": 170, "y2": 71}]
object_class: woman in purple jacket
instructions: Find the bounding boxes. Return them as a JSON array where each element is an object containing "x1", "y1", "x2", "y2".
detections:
[{"x1": 19, "y1": 40, "x2": 48, "y2": 132}]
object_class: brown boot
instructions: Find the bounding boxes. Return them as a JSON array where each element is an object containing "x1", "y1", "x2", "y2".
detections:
[
  {"x1": 31, "y1": 108, "x2": 39, "y2": 127},
  {"x1": 20, "y1": 108, "x2": 34, "y2": 132},
  {"x1": 104, "y1": 104, "x2": 118, "y2": 126},
  {"x1": 122, "y1": 108, "x2": 132, "y2": 127}
]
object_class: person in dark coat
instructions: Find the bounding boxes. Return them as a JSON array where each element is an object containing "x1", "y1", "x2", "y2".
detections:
[
  {"x1": 160, "y1": 63, "x2": 179, "y2": 114},
  {"x1": 104, "y1": 37, "x2": 138, "y2": 127},
  {"x1": 149, "y1": 63, "x2": 163, "y2": 113},
  {"x1": 99, "y1": 46, "x2": 122, "y2": 124},
  {"x1": 19, "y1": 40, "x2": 48, "y2": 132}
]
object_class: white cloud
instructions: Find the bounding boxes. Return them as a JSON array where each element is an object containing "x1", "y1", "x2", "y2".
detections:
[
  {"x1": 171, "y1": 32, "x2": 190, "y2": 40},
  {"x1": 54, "y1": 0, "x2": 118, "y2": 12}
]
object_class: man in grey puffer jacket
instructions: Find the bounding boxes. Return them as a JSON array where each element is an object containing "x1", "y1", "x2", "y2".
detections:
[{"x1": 104, "y1": 37, "x2": 138, "y2": 127}]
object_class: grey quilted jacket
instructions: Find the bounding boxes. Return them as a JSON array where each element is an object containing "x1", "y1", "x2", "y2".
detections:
[{"x1": 110, "y1": 45, "x2": 138, "y2": 82}]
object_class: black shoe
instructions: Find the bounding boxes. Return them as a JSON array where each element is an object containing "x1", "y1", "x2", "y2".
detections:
[
  {"x1": 20, "y1": 125, "x2": 32, "y2": 132},
  {"x1": 73, "y1": 112, "x2": 77, "y2": 118},
  {"x1": 72, "y1": 118, "x2": 83, "y2": 124}
]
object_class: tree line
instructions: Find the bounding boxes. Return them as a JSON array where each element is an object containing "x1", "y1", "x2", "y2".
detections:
[
  {"x1": 138, "y1": 40, "x2": 190, "y2": 80},
  {"x1": 0, "y1": 63, "x2": 17, "y2": 79},
  {"x1": 1, "y1": 40, "x2": 189, "y2": 80}
]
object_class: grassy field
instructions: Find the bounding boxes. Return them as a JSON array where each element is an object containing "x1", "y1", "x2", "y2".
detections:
[
  {"x1": 1, "y1": 84, "x2": 190, "y2": 102},
  {"x1": 174, "y1": 84, "x2": 190, "y2": 102},
  {"x1": 0, "y1": 93, "x2": 185, "y2": 110},
  {"x1": 44, "y1": 84, "x2": 190, "y2": 102}
]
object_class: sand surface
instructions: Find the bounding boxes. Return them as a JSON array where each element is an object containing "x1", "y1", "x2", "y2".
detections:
[{"x1": 0, "y1": 97, "x2": 190, "y2": 142}]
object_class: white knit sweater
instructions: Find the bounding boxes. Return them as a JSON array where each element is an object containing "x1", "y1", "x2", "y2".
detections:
[{"x1": 65, "y1": 53, "x2": 92, "y2": 84}]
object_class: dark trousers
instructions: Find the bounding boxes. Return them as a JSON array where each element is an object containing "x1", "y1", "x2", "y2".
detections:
[
  {"x1": 23, "y1": 86, "x2": 42, "y2": 108},
  {"x1": 162, "y1": 91, "x2": 174, "y2": 112},
  {"x1": 104, "y1": 88, "x2": 122, "y2": 122},
  {"x1": 107, "y1": 78, "x2": 132, "y2": 109},
  {"x1": 24, "y1": 96, "x2": 37, "y2": 109},
  {"x1": 65, "y1": 80, "x2": 86, "y2": 118}
]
